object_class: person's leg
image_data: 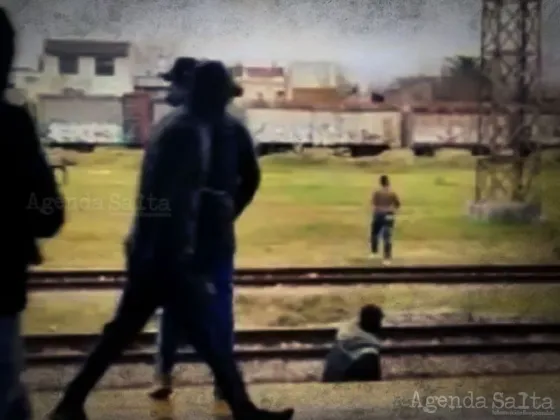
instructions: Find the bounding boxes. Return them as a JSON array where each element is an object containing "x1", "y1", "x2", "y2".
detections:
[
  {"x1": 150, "y1": 307, "x2": 180, "y2": 399},
  {"x1": 370, "y1": 214, "x2": 382, "y2": 254},
  {"x1": 167, "y1": 269, "x2": 294, "y2": 420},
  {"x1": 50, "y1": 279, "x2": 159, "y2": 419},
  {"x1": 0, "y1": 315, "x2": 31, "y2": 420},
  {"x1": 211, "y1": 254, "x2": 235, "y2": 402},
  {"x1": 382, "y1": 216, "x2": 395, "y2": 260}
]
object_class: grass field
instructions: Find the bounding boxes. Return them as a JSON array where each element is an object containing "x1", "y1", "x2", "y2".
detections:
[
  {"x1": 41, "y1": 148, "x2": 560, "y2": 268},
  {"x1": 21, "y1": 148, "x2": 560, "y2": 333},
  {"x1": 24, "y1": 284, "x2": 560, "y2": 334}
]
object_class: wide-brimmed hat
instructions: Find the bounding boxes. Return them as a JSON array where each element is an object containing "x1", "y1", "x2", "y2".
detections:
[
  {"x1": 158, "y1": 57, "x2": 198, "y2": 84},
  {"x1": 192, "y1": 60, "x2": 243, "y2": 98}
]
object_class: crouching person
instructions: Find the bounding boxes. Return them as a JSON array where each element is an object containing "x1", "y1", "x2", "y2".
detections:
[{"x1": 322, "y1": 305, "x2": 383, "y2": 383}]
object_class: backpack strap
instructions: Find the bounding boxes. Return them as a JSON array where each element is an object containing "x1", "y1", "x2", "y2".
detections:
[{"x1": 183, "y1": 121, "x2": 213, "y2": 259}]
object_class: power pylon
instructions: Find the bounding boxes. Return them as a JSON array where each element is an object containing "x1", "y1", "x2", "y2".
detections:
[{"x1": 474, "y1": 0, "x2": 543, "y2": 209}]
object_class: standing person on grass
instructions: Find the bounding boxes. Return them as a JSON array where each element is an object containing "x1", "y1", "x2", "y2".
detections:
[
  {"x1": 0, "y1": 7, "x2": 65, "y2": 420},
  {"x1": 370, "y1": 174, "x2": 400, "y2": 265}
]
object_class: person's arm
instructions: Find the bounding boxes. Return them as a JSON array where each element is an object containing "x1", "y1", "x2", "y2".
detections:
[
  {"x1": 20, "y1": 107, "x2": 64, "y2": 238},
  {"x1": 234, "y1": 122, "x2": 261, "y2": 219},
  {"x1": 125, "y1": 120, "x2": 184, "y2": 253},
  {"x1": 392, "y1": 191, "x2": 401, "y2": 210},
  {"x1": 371, "y1": 190, "x2": 378, "y2": 210}
]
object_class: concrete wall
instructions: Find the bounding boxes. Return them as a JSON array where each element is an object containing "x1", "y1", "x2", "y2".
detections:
[
  {"x1": 239, "y1": 79, "x2": 286, "y2": 103},
  {"x1": 9, "y1": 68, "x2": 42, "y2": 98},
  {"x1": 39, "y1": 95, "x2": 125, "y2": 144},
  {"x1": 32, "y1": 55, "x2": 133, "y2": 97},
  {"x1": 246, "y1": 108, "x2": 401, "y2": 146},
  {"x1": 290, "y1": 88, "x2": 342, "y2": 105},
  {"x1": 286, "y1": 61, "x2": 341, "y2": 90}
]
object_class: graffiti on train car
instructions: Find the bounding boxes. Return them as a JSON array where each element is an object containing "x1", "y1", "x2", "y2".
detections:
[
  {"x1": 46, "y1": 122, "x2": 125, "y2": 144},
  {"x1": 250, "y1": 122, "x2": 311, "y2": 143},
  {"x1": 412, "y1": 113, "x2": 477, "y2": 144},
  {"x1": 246, "y1": 108, "x2": 400, "y2": 145},
  {"x1": 412, "y1": 113, "x2": 508, "y2": 146}
]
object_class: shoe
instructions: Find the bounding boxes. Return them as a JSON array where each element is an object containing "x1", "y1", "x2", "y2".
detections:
[
  {"x1": 48, "y1": 402, "x2": 88, "y2": 420},
  {"x1": 148, "y1": 374, "x2": 173, "y2": 400},
  {"x1": 213, "y1": 398, "x2": 231, "y2": 416},
  {"x1": 235, "y1": 406, "x2": 295, "y2": 420},
  {"x1": 213, "y1": 386, "x2": 232, "y2": 416},
  {"x1": 382, "y1": 259, "x2": 391, "y2": 266}
]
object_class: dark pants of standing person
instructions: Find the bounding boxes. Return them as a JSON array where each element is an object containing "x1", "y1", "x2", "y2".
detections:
[
  {"x1": 156, "y1": 254, "x2": 234, "y2": 399},
  {"x1": 56, "y1": 259, "x2": 252, "y2": 415},
  {"x1": 370, "y1": 212, "x2": 395, "y2": 259}
]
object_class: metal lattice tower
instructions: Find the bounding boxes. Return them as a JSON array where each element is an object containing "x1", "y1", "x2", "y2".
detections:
[{"x1": 475, "y1": 0, "x2": 542, "y2": 204}]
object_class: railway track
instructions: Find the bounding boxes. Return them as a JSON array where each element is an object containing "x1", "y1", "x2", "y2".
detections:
[
  {"x1": 25, "y1": 322, "x2": 560, "y2": 366},
  {"x1": 28, "y1": 264, "x2": 560, "y2": 290}
]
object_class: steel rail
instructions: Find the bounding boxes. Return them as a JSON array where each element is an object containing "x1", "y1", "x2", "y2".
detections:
[
  {"x1": 24, "y1": 323, "x2": 560, "y2": 351},
  {"x1": 30, "y1": 264, "x2": 560, "y2": 277},
  {"x1": 28, "y1": 265, "x2": 560, "y2": 290},
  {"x1": 24, "y1": 323, "x2": 560, "y2": 366},
  {"x1": 26, "y1": 342, "x2": 560, "y2": 366}
]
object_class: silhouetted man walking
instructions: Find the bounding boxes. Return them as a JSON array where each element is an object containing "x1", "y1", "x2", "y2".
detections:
[
  {"x1": 1, "y1": 8, "x2": 65, "y2": 420},
  {"x1": 149, "y1": 58, "x2": 260, "y2": 418},
  {"x1": 49, "y1": 59, "x2": 293, "y2": 420}
]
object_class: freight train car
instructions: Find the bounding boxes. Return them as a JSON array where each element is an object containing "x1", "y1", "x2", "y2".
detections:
[
  {"x1": 39, "y1": 94, "x2": 127, "y2": 151},
  {"x1": 409, "y1": 103, "x2": 560, "y2": 156},
  {"x1": 246, "y1": 105, "x2": 402, "y2": 157}
]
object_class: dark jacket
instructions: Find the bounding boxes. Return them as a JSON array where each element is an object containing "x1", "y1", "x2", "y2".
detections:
[
  {"x1": 125, "y1": 106, "x2": 260, "y2": 274},
  {"x1": 322, "y1": 319, "x2": 382, "y2": 383},
  {"x1": 1, "y1": 102, "x2": 65, "y2": 316}
]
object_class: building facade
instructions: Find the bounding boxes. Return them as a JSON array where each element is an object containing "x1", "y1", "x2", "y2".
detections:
[
  {"x1": 230, "y1": 65, "x2": 287, "y2": 105},
  {"x1": 16, "y1": 39, "x2": 135, "y2": 99}
]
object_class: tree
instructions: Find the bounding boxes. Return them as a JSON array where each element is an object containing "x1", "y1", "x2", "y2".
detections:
[
  {"x1": 444, "y1": 55, "x2": 494, "y2": 87},
  {"x1": 444, "y1": 55, "x2": 482, "y2": 79},
  {"x1": 444, "y1": 55, "x2": 492, "y2": 100}
]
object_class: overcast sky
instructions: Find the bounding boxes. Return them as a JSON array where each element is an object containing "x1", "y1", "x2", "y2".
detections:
[{"x1": 2, "y1": 0, "x2": 559, "y2": 86}]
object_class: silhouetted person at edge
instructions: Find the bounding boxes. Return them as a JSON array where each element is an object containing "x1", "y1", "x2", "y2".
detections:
[
  {"x1": 0, "y1": 7, "x2": 65, "y2": 420},
  {"x1": 322, "y1": 305, "x2": 383, "y2": 383},
  {"x1": 49, "y1": 59, "x2": 294, "y2": 420},
  {"x1": 148, "y1": 58, "x2": 260, "y2": 417},
  {"x1": 370, "y1": 174, "x2": 400, "y2": 265}
]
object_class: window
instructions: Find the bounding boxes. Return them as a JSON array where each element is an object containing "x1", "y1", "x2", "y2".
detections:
[
  {"x1": 95, "y1": 57, "x2": 115, "y2": 76},
  {"x1": 58, "y1": 56, "x2": 78, "y2": 75}
]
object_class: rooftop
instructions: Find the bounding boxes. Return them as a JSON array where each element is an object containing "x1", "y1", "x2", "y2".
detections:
[
  {"x1": 44, "y1": 39, "x2": 131, "y2": 58},
  {"x1": 244, "y1": 66, "x2": 284, "y2": 78}
]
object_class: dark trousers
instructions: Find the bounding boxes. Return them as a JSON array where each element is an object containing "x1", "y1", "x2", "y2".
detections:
[
  {"x1": 156, "y1": 255, "x2": 234, "y2": 399},
  {"x1": 59, "y1": 261, "x2": 252, "y2": 415},
  {"x1": 370, "y1": 212, "x2": 395, "y2": 259}
]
